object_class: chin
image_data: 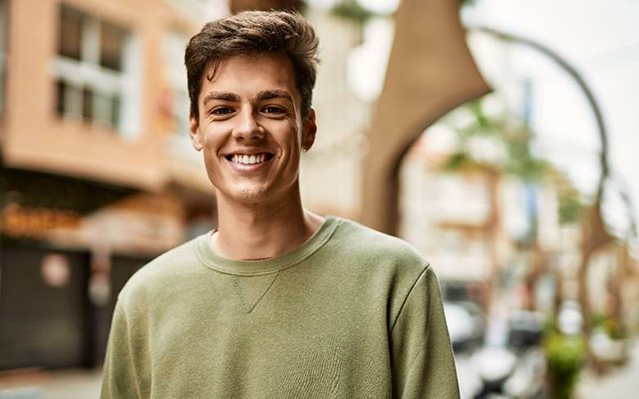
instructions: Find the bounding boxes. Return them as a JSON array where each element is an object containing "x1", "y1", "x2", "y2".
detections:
[{"x1": 228, "y1": 184, "x2": 271, "y2": 204}]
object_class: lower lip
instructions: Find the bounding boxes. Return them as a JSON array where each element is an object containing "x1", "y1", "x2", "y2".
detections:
[{"x1": 226, "y1": 157, "x2": 272, "y2": 173}]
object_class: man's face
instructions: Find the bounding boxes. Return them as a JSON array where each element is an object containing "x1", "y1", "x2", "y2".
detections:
[{"x1": 190, "y1": 53, "x2": 316, "y2": 206}]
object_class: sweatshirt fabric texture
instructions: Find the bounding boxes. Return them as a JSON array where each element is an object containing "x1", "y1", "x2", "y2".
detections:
[{"x1": 101, "y1": 216, "x2": 460, "y2": 398}]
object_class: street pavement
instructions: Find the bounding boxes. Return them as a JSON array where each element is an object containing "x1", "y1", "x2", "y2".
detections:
[
  {"x1": 575, "y1": 339, "x2": 639, "y2": 399},
  {"x1": 0, "y1": 369, "x2": 101, "y2": 399}
]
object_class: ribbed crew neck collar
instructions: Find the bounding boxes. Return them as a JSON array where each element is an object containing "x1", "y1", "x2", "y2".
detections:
[{"x1": 194, "y1": 216, "x2": 341, "y2": 276}]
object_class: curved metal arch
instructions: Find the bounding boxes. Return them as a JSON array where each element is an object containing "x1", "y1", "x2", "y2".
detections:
[
  {"x1": 468, "y1": 26, "x2": 610, "y2": 199},
  {"x1": 471, "y1": 26, "x2": 638, "y2": 243}
]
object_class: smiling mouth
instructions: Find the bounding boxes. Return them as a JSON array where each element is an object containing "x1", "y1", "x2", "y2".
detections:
[{"x1": 225, "y1": 153, "x2": 275, "y2": 165}]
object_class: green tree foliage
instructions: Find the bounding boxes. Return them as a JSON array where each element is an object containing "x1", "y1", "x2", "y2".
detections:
[
  {"x1": 444, "y1": 98, "x2": 548, "y2": 182},
  {"x1": 330, "y1": 0, "x2": 376, "y2": 25},
  {"x1": 558, "y1": 190, "x2": 584, "y2": 225},
  {"x1": 444, "y1": 98, "x2": 586, "y2": 227}
]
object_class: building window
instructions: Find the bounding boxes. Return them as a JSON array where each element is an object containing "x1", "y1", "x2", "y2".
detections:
[
  {"x1": 54, "y1": 6, "x2": 140, "y2": 136},
  {"x1": 0, "y1": 0, "x2": 7, "y2": 112},
  {"x1": 164, "y1": 31, "x2": 190, "y2": 137}
]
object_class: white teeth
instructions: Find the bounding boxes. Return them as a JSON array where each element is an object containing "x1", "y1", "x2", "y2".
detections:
[{"x1": 231, "y1": 154, "x2": 268, "y2": 165}]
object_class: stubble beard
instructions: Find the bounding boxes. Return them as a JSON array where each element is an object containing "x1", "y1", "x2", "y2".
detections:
[
  {"x1": 232, "y1": 180, "x2": 269, "y2": 206},
  {"x1": 220, "y1": 174, "x2": 300, "y2": 211}
]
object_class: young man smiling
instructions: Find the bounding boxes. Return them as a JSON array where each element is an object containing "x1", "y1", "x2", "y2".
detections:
[{"x1": 101, "y1": 11, "x2": 459, "y2": 399}]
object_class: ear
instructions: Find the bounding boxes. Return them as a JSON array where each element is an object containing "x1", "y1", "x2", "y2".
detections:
[
  {"x1": 189, "y1": 114, "x2": 203, "y2": 151},
  {"x1": 301, "y1": 109, "x2": 317, "y2": 152}
]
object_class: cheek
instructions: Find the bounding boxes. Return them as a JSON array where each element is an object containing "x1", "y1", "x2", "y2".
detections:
[
  {"x1": 200, "y1": 138, "x2": 226, "y2": 171},
  {"x1": 200, "y1": 126, "x2": 225, "y2": 150}
]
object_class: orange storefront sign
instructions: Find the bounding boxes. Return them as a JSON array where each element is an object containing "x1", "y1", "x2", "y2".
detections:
[{"x1": 0, "y1": 203, "x2": 81, "y2": 238}]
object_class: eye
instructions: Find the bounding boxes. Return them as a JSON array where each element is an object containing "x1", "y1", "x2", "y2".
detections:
[
  {"x1": 209, "y1": 106, "x2": 235, "y2": 116},
  {"x1": 262, "y1": 105, "x2": 286, "y2": 115}
]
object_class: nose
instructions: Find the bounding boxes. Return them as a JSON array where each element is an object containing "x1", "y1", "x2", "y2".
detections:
[{"x1": 232, "y1": 108, "x2": 264, "y2": 141}]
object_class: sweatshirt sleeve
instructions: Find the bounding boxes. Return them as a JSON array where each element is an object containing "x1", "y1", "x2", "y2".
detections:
[
  {"x1": 100, "y1": 303, "x2": 143, "y2": 399},
  {"x1": 390, "y1": 265, "x2": 460, "y2": 399}
]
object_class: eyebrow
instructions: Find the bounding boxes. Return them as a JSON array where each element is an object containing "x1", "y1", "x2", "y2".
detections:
[
  {"x1": 202, "y1": 91, "x2": 241, "y2": 105},
  {"x1": 201, "y1": 89, "x2": 294, "y2": 106},
  {"x1": 254, "y1": 90, "x2": 294, "y2": 103}
]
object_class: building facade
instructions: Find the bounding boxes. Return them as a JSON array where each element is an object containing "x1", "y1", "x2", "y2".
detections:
[{"x1": 0, "y1": 0, "x2": 224, "y2": 370}]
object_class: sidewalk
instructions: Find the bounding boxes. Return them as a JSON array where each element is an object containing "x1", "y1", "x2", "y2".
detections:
[
  {"x1": 575, "y1": 339, "x2": 639, "y2": 399},
  {"x1": 0, "y1": 369, "x2": 101, "y2": 399}
]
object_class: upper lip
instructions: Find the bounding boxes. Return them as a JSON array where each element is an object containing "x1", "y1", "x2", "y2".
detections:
[{"x1": 223, "y1": 149, "x2": 274, "y2": 156}]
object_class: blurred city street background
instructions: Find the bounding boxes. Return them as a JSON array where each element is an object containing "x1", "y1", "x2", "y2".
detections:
[{"x1": 1, "y1": 0, "x2": 638, "y2": 398}]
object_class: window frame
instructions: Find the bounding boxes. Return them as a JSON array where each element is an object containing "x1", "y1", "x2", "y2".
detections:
[
  {"x1": 0, "y1": 0, "x2": 7, "y2": 113},
  {"x1": 53, "y1": 5, "x2": 140, "y2": 138},
  {"x1": 164, "y1": 30, "x2": 190, "y2": 138}
]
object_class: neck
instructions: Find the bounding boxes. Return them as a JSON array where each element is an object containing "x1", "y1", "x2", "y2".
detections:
[{"x1": 212, "y1": 186, "x2": 325, "y2": 260}]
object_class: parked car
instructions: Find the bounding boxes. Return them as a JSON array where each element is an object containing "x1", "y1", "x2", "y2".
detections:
[
  {"x1": 445, "y1": 304, "x2": 547, "y2": 399},
  {"x1": 444, "y1": 301, "x2": 485, "y2": 352}
]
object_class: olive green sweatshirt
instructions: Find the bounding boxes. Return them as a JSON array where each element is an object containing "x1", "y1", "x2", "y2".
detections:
[{"x1": 101, "y1": 217, "x2": 459, "y2": 398}]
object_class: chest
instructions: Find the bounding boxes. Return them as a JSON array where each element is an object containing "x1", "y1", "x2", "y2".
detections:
[{"x1": 143, "y1": 272, "x2": 392, "y2": 397}]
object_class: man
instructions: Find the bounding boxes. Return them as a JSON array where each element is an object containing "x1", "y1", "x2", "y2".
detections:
[{"x1": 101, "y1": 10, "x2": 459, "y2": 399}]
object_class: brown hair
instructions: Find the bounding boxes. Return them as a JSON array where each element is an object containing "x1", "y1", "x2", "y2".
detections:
[{"x1": 185, "y1": 11, "x2": 319, "y2": 120}]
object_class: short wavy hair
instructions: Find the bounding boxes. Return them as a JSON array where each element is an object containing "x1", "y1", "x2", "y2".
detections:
[{"x1": 185, "y1": 11, "x2": 320, "y2": 120}]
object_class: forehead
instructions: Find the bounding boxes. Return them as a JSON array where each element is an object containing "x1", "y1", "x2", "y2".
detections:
[{"x1": 200, "y1": 53, "x2": 299, "y2": 99}]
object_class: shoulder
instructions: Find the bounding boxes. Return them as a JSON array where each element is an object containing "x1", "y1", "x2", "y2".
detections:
[
  {"x1": 325, "y1": 218, "x2": 438, "y2": 327},
  {"x1": 323, "y1": 217, "x2": 431, "y2": 297},
  {"x1": 329, "y1": 217, "x2": 429, "y2": 272},
  {"x1": 116, "y1": 235, "x2": 204, "y2": 309}
]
